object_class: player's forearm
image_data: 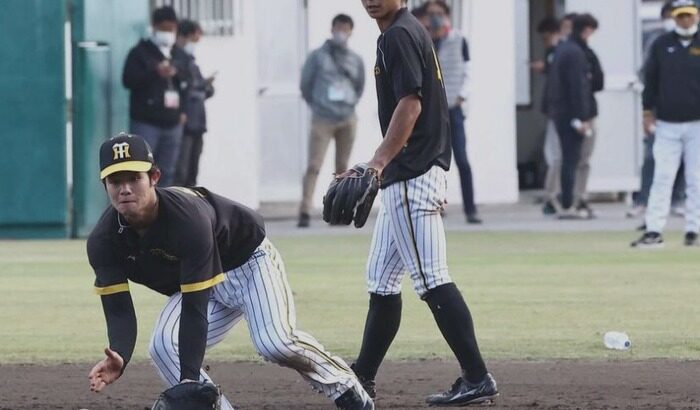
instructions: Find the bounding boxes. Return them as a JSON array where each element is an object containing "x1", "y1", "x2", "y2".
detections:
[
  {"x1": 101, "y1": 293, "x2": 137, "y2": 369},
  {"x1": 179, "y1": 289, "x2": 210, "y2": 381},
  {"x1": 369, "y1": 95, "x2": 422, "y2": 173}
]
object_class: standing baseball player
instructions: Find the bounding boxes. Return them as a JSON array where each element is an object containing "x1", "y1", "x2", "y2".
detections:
[
  {"x1": 346, "y1": 0, "x2": 498, "y2": 406},
  {"x1": 87, "y1": 133, "x2": 374, "y2": 410}
]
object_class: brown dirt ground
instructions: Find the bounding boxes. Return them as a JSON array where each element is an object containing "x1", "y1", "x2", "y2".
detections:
[{"x1": 1, "y1": 359, "x2": 698, "y2": 410}]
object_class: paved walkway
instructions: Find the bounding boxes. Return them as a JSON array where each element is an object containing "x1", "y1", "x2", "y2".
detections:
[{"x1": 263, "y1": 198, "x2": 687, "y2": 238}]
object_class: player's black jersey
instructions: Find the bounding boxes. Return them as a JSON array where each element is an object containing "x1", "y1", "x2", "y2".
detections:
[
  {"x1": 374, "y1": 7, "x2": 452, "y2": 187},
  {"x1": 87, "y1": 186, "x2": 266, "y2": 296}
]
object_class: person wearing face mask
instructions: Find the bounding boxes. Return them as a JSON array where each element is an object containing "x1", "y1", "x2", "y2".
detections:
[
  {"x1": 172, "y1": 20, "x2": 215, "y2": 187},
  {"x1": 298, "y1": 14, "x2": 365, "y2": 228},
  {"x1": 423, "y1": 0, "x2": 482, "y2": 224},
  {"x1": 632, "y1": 0, "x2": 700, "y2": 248},
  {"x1": 629, "y1": 0, "x2": 686, "y2": 221},
  {"x1": 122, "y1": 6, "x2": 184, "y2": 187}
]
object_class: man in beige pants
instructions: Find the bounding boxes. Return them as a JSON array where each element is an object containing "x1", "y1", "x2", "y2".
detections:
[{"x1": 298, "y1": 14, "x2": 365, "y2": 227}]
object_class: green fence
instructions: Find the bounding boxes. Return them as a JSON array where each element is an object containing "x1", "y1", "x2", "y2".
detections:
[{"x1": 0, "y1": 0, "x2": 147, "y2": 238}]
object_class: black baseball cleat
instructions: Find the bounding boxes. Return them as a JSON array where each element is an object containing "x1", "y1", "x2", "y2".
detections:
[
  {"x1": 630, "y1": 231, "x2": 664, "y2": 249},
  {"x1": 684, "y1": 232, "x2": 698, "y2": 246},
  {"x1": 335, "y1": 387, "x2": 374, "y2": 410},
  {"x1": 426, "y1": 373, "x2": 498, "y2": 407},
  {"x1": 350, "y1": 363, "x2": 376, "y2": 398}
]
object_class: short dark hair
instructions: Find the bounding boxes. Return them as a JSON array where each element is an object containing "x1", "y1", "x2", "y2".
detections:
[
  {"x1": 426, "y1": 0, "x2": 451, "y2": 16},
  {"x1": 152, "y1": 6, "x2": 177, "y2": 25},
  {"x1": 178, "y1": 19, "x2": 202, "y2": 37},
  {"x1": 563, "y1": 12, "x2": 578, "y2": 22},
  {"x1": 411, "y1": 3, "x2": 428, "y2": 19},
  {"x1": 573, "y1": 13, "x2": 599, "y2": 34},
  {"x1": 332, "y1": 14, "x2": 354, "y2": 29},
  {"x1": 537, "y1": 17, "x2": 560, "y2": 34}
]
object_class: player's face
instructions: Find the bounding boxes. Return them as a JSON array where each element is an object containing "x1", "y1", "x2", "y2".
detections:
[
  {"x1": 361, "y1": 0, "x2": 403, "y2": 20},
  {"x1": 105, "y1": 171, "x2": 158, "y2": 219}
]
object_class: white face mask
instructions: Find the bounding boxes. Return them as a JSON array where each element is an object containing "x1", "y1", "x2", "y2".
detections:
[
  {"x1": 152, "y1": 30, "x2": 176, "y2": 48},
  {"x1": 332, "y1": 31, "x2": 350, "y2": 46},
  {"x1": 183, "y1": 42, "x2": 197, "y2": 55},
  {"x1": 675, "y1": 23, "x2": 698, "y2": 37},
  {"x1": 664, "y1": 18, "x2": 677, "y2": 32}
]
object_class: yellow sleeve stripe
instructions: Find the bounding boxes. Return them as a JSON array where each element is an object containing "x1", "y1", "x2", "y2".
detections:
[
  {"x1": 94, "y1": 282, "x2": 130, "y2": 295},
  {"x1": 181, "y1": 273, "x2": 225, "y2": 293}
]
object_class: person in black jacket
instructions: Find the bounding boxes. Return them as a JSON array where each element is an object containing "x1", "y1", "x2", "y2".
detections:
[
  {"x1": 122, "y1": 6, "x2": 183, "y2": 187},
  {"x1": 545, "y1": 13, "x2": 600, "y2": 218},
  {"x1": 173, "y1": 20, "x2": 215, "y2": 187},
  {"x1": 572, "y1": 14, "x2": 604, "y2": 219},
  {"x1": 632, "y1": 0, "x2": 700, "y2": 248}
]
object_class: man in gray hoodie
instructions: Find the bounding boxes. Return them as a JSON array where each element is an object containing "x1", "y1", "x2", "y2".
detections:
[{"x1": 298, "y1": 14, "x2": 365, "y2": 227}]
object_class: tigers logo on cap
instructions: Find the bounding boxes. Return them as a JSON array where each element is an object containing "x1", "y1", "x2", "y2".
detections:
[
  {"x1": 112, "y1": 142, "x2": 131, "y2": 160},
  {"x1": 99, "y1": 133, "x2": 155, "y2": 180}
]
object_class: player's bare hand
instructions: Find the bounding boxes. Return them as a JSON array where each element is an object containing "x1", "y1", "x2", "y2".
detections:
[
  {"x1": 88, "y1": 347, "x2": 124, "y2": 392},
  {"x1": 643, "y1": 111, "x2": 656, "y2": 136},
  {"x1": 156, "y1": 61, "x2": 177, "y2": 78}
]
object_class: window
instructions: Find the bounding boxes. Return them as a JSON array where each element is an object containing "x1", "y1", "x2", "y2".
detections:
[{"x1": 151, "y1": 0, "x2": 238, "y2": 36}]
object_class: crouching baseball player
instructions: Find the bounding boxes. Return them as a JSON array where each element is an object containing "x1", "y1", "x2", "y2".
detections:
[{"x1": 87, "y1": 133, "x2": 373, "y2": 410}]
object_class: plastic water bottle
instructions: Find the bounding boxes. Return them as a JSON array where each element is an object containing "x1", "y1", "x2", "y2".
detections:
[{"x1": 603, "y1": 331, "x2": 631, "y2": 350}]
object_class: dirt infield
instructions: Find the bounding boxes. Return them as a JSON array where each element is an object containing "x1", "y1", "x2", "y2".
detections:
[{"x1": 1, "y1": 359, "x2": 698, "y2": 409}]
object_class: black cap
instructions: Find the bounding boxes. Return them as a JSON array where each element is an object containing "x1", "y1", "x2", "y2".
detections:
[
  {"x1": 99, "y1": 133, "x2": 155, "y2": 180},
  {"x1": 671, "y1": 0, "x2": 698, "y2": 17}
]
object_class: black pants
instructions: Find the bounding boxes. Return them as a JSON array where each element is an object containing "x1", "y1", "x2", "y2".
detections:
[
  {"x1": 449, "y1": 106, "x2": 477, "y2": 216},
  {"x1": 175, "y1": 132, "x2": 204, "y2": 187},
  {"x1": 554, "y1": 117, "x2": 584, "y2": 210}
]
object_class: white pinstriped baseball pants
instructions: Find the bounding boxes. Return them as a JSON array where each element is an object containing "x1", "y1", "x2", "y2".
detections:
[
  {"x1": 149, "y1": 238, "x2": 369, "y2": 409},
  {"x1": 367, "y1": 166, "x2": 453, "y2": 297}
]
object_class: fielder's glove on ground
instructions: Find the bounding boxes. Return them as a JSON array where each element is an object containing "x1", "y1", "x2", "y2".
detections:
[
  {"x1": 152, "y1": 380, "x2": 221, "y2": 410},
  {"x1": 323, "y1": 163, "x2": 379, "y2": 228}
]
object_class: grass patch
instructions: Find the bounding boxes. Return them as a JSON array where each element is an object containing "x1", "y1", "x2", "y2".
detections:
[{"x1": 1, "y1": 231, "x2": 699, "y2": 364}]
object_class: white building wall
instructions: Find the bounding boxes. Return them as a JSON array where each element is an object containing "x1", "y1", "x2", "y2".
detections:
[
  {"x1": 194, "y1": 0, "x2": 260, "y2": 208},
  {"x1": 458, "y1": 0, "x2": 519, "y2": 205},
  {"x1": 195, "y1": 0, "x2": 519, "y2": 211}
]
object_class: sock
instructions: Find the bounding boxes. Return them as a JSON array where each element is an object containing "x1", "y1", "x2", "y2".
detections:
[
  {"x1": 424, "y1": 283, "x2": 488, "y2": 383},
  {"x1": 353, "y1": 293, "x2": 402, "y2": 380}
]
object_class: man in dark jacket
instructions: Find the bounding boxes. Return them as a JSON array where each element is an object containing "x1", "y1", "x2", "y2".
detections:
[
  {"x1": 122, "y1": 6, "x2": 183, "y2": 187},
  {"x1": 546, "y1": 13, "x2": 601, "y2": 218},
  {"x1": 632, "y1": 0, "x2": 700, "y2": 248},
  {"x1": 173, "y1": 20, "x2": 214, "y2": 187}
]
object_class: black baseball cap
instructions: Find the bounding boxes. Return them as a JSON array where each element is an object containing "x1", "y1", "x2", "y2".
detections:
[
  {"x1": 671, "y1": 0, "x2": 698, "y2": 17},
  {"x1": 99, "y1": 133, "x2": 155, "y2": 180}
]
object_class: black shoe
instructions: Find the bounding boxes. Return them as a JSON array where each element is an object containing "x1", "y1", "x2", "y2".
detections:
[
  {"x1": 297, "y1": 213, "x2": 310, "y2": 228},
  {"x1": 335, "y1": 387, "x2": 374, "y2": 410},
  {"x1": 542, "y1": 200, "x2": 557, "y2": 216},
  {"x1": 427, "y1": 373, "x2": 498, "y2": 407},
  {"x1": 636, "y1": 223, "x2": 647, "y2": 232},
  {"x1": 576, "y1": 200, "x2": 596, "y2": 219},
  {"x1": 630, "y1": 232, "x2": 664, "y2": 248},
  {"x1": 466, "y1": 214, "x2": 483, "y2": 224},
  {"x1": 684, "y1": 232, "x2": 698, "y2": 246},
  {"x1": 350, "y1": 363, "x2": 376, "y2": 399}
]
